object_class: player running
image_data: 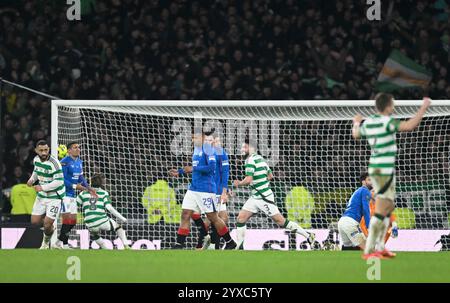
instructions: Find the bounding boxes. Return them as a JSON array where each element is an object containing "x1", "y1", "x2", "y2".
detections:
[
  {"x1": 27, "y1": 140, "x2": 66, "y2": 249},
  {"x1": 76, "y1": 173, "x2": 130, "y2": 249},
  {"x1": 353, "y1": 93, "x2": 430, "y2": 259},
  {"x1": 169, "y1": 130, "x2": 236, "y2": 249},
  {"x1": 55, "y1": 141, "x2": 97, "y2": 249},
  {"x1": 233, "y1": 140, "x2": 315, "y2": 250},
  {"x1": 338, "y1": 173, "x2": 372, "y2": 250}
]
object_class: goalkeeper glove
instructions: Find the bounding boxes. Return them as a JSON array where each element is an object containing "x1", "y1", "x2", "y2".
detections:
[{"x1": 391, "y1": 222, "x2": 398, "y2": 238}]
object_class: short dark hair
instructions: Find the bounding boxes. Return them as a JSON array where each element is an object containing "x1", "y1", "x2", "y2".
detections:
[
  {"x1": 360, "y1": 172, "x2": 369, "y2": 183},
  {"x1": 91, "y1": 173, "x2": 105, "y2": 188},
  {"x1": 203, "y1": 127, "x2": 215, "y2": 136},
  {"x1": 35, "y1": 140, "x2": 48, "y2": 148},
  {"x1": 244, "y1": 138, "x2": 255, "y2": 148},
  {"x1": 67, "y1": 141, "x2": 79, "y2": 149},
  {"x1": 375, "y1": 93, "x2": 394, "y2": 112}
]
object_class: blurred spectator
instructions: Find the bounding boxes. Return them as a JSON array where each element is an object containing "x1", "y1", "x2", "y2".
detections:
[
  {"x1": 9, "y1": 183, "x2": 36, "y2": 219},
  {"x1": 141, "y1": 179, "x2": 181, "y2": 224},
  {"x1": 5, "y1": 166, "x2": 28, "y2": 188}
]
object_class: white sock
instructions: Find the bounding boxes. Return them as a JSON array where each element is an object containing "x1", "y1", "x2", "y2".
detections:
[
  {"x1": 236, "y1": 224, "x2": 246, "y2": 249},
  {"x1": 285, "y1": 220, "x2": 309, "y2": 238},
  {"x1": 116, "y1": 228, "x2": 129, "y2": 247},
  {"x1": 364, "y1": 215, "x2": 384, "y2": 254},
  {"x1": 376, "y1": 217, "x2": 390, "y2": 252},
  {"x1": 95, "y1": 237, "x2": 109, "y2": 249},
  {"x1": 43, "y1": 231, "x2": 53, "y2": 244}
]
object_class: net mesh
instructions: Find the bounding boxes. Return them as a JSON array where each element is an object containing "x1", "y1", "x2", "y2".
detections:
[{"x1": 54, "y1": 101, "x2": 450, "y2": 249}]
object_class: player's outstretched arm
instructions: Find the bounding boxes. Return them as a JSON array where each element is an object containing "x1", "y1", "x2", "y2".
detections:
[
  {"x1": 27, "y1": 171, "x2": 38, "y2": 187},
  {"x1": 233, "y1": 176, "x2": 253, "y2": 187},
  {"x1": 192, "y1": 156, "x2": 215, "y2": 173},
  {"x1": 352, "y1": 114, "x2": 363, "y2": 139},
  {"x1": 105, "y1": 204, "x2": 127, "y2": 223},
  {"x1": 398, "y1": 97, "x2": 431, "y2": 132},
  {"x1": 40, "y1": 164, "x2": 64, "y2": 192},
  {"x1": 169, "y1": 166, "x2": 193, "y2": 177}
]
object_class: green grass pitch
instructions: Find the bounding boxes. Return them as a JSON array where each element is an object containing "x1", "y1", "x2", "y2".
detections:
[{"x1": 0, "y1": 250, "x2": 449, "y2": 283}]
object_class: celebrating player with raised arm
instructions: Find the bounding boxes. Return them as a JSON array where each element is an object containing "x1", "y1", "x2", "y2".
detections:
[
  {"x1": 76, "y1": 173, "x2": 130, "y2": 249},
  {"x1": 353, "y1": 93, "x2": 430, "y2": 259},
  {"x1": 28, "y1": 140, "x2": 66, "y2": 249},
  {"x1": 233, "y1": 140, "x2": 315, "y2": 250},
  {"x1": 338, "y1": 172, "x2": 372, "y2": 251},
  {"x1": 169, "y1": 130, "x2": 236, "y2": 249},
  {"x1": 55, "y1": 141, "x2": 97, "y2": 249}
]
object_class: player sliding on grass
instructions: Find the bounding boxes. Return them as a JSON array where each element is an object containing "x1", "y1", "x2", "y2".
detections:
[
  {"x1": 76, "y1": 173, "x2": 130, "y2": 249},
  {"x1": 169, "y1": 130, "x2": 237, "y2": 250},
  {"x1": 338, "y1": 172, "x2": 372, "y2": 251},
  {"x1": 233, "y1": 140, "x2": 315, "y2": 250},
  {"x1": 28, "y1": 140, "x2": 66, "y2": 249},
  {"x1": 353, "y1": 93, "x2": 430, "y2": 259}
]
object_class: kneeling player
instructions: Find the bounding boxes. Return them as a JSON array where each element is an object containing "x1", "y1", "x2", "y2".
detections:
[
  {"x1": 76, "y1": 174, "x2": 130, "y2": 249},
  {"x1": 233, "y1": 140, "x2": 315, "y2": 249},
  {"x1": 338, "y1": 173, "x2": 372, "y2": 250}
]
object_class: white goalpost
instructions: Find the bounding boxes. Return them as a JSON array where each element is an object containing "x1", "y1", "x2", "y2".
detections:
[{"x1": 51, "y1": 100, "x2": 450, "y2": 251}]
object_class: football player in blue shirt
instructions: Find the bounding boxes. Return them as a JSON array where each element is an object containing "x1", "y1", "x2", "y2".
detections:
[
  {"x1": 174, "y1": 131, "x2": 231, "y2": 250},
  {"x1": 55, "y1": 141, "x2": 97, "y2": 249},
  {"x1": 169, "y1": 129, "x2": 236, "y2": 249},
  {"x1": 338, "y1": 172, "x2": 372, "y2": 251}
]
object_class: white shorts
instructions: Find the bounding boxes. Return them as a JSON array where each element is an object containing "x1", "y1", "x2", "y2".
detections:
[
  {"x1": 242, "y1": 195, "x2": 280, "y2": 217},
  {"x1": 61, "y1": 196, "x2": 77, "y2": 214},
  {"x1": 338, "y1": 216, "x2": 366, "y2": 247},
  {"x1": 31, "y1": 197, "x2": 62, "y2": 220},
  {"x1": 372, "y1": 174, "x2": 396, "y2": 202},
  {"x1": 216, "y1": 195, "x2": 227, "y2": 212},
  {"x1": 89, "y1": 218, "x2": 118, "y2": 233},
  {"x1": 182, "y1": 190, "x2": 218, "y2": 214}
]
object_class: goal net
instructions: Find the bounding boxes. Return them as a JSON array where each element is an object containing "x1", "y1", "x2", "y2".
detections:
[{"x1": 52, "y1": 100, "x2": 450, "y2": 251}]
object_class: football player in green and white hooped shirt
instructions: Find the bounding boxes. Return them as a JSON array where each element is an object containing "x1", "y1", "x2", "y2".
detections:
[
  {"x1": 233, "y1": 139, "x2": 316, "y2": 250},
  {"x1": 353, "y1": 93, "x2": 430, "y2": 259},
  {"x1": 27, "y1": 140, "x2": 66, "y2": 249},
  {"x1": 77, "y1": 173, "x2": 130, "y2": 249}
]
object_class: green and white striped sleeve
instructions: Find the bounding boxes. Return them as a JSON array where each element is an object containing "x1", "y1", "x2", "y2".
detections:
[
  {"x1": 76, "y1": 194, "x2": 83, "y2": 206},
  {"x1": 245, "y1": 158, "x2": 256, "y2": 176},
  {"x1": 386, "y1": 117, "x2": 400, "y2": 133},
  {"x1": 103, "y1": 192, "x2": 112, "y2": 206}
]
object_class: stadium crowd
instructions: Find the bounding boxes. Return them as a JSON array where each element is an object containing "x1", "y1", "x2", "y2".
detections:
[{"x1": 1, "y1": 0, "x2": 450, "y2": 223}]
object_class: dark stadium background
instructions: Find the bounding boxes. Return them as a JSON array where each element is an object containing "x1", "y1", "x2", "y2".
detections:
[{"x1": 1, "y1": 0, "x2": 450, "y2": 248}]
